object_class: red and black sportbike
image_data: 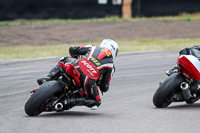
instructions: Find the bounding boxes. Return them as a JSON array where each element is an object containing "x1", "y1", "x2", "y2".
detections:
[
  {"x1": 153, "y1": 55, "x2": 200, "y2": 108},
  {"x1": 25, "y1": 58, "x2": 99, "y2": 116}
]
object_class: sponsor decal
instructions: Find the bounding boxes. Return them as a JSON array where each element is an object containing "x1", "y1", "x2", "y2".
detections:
[
  {"x1": 89, "y1": 56, "x2": 101, "y2": 67},
  {"x1": 97, "y1": 48, "x2": 112, "y2": 60},
  {"x1": 81, "y1": 60, "x2": 97, "y2": 74},
  {"x1": 78, "y1": 58, "x2": 99, "y2": 80},
  {"x1": 104, "y1": 48, "x2": 112, "y2": 57}
]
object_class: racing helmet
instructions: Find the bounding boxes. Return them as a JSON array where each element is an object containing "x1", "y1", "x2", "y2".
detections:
[{"x1": 100, "y1": 39, "x2": 119, "y2": 60}]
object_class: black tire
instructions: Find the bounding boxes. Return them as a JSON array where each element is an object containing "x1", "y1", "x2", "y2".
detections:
[
  {"x1": 186, "y1": 101, "x2": 195, "y2": 104},
  {"x1": 24, "y1": 81, "x2": 63, "y2": 116},
  {"x1": 153, "y1": 74, "x2": 185, "y2": 108}
]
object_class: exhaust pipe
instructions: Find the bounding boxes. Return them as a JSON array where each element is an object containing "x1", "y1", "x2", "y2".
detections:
[
  {"x1": 55, "y1": 103, "x2": 63, "y2": 110},
  {"x1": 180, "y1": 82, "x2": 192, "y2": 100}
]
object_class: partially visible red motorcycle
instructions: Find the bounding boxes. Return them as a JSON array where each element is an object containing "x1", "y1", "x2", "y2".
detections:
[{"x1": 153, "y1": 55, "x2": 200, "y2": 108}]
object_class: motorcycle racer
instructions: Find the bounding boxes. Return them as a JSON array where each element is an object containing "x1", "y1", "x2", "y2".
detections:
[
  {"x1": 166, "y1": 45, "x2": 200, "y2": 76},
  {"x1": 37, "y1": 39, "x2": 119, "y2": 110}
]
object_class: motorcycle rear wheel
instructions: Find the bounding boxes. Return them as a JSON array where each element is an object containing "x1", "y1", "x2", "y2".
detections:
[
  {"x1": 24, "y1": 81, "x2": 63, "y2": 116},
  {"x1": 153, "y1": 74, "x2": 185, "y2": 108}
]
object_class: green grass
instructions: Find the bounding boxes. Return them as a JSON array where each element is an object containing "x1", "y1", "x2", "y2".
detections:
[
  {"x1": 118, "y1": 38, "x2": 200, "y2": 52},
  {"x1": 0, "y1": 12, "x2": 200, "y2": 26},
  {"x1": 0, "y1": 16, "x2": 123, "y2": 26},
  {"x1": 138, "y1": 12, "x2": 200, "y2": 21},
  {"x1": 1, "y1": 38, "x2": 200, "y2": 60}
]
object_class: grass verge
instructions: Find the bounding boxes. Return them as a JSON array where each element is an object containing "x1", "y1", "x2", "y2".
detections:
[
  {"x1": 1, "y1": 38, "x2": 200, "y2": 60},
  {"x1": 0, "y1": 13, "x2": 200, "y2": 26}
]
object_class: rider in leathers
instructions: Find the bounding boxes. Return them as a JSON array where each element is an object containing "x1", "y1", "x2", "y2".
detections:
[
  {"x1": 37, "y1": 39, "x2": 119, "y2": 110},
  {"x1": 166, "y1": 45, "x2": 200, "y2": 76}
]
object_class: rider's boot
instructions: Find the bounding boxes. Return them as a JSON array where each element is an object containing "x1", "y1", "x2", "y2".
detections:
[
  {"x1": 83, "y1": 98, "x2": 100, "y2": 110},
  {"x1": 165, "y1": 65, "x2": 179, "y2": 76},
  {"x1": 63, "y1": 97, "x2": 99, "y2": 110}
]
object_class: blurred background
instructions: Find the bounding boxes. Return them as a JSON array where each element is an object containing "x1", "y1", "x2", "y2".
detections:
[
  {"x1": 0, "y1": 0, "x2": 200, "y2": 20},
  {"x1": 0, "y1": 0, "x2": 200, "y2": 60}
]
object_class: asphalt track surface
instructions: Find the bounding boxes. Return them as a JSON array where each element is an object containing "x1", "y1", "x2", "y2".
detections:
[{"x1": 1, "y1": 51, "x2": 200, "y2": 133}]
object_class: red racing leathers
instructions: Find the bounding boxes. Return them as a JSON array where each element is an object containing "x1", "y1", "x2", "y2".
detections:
[{"x1": 68, "y1": 45, "x2": 114, "y2": 106}]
